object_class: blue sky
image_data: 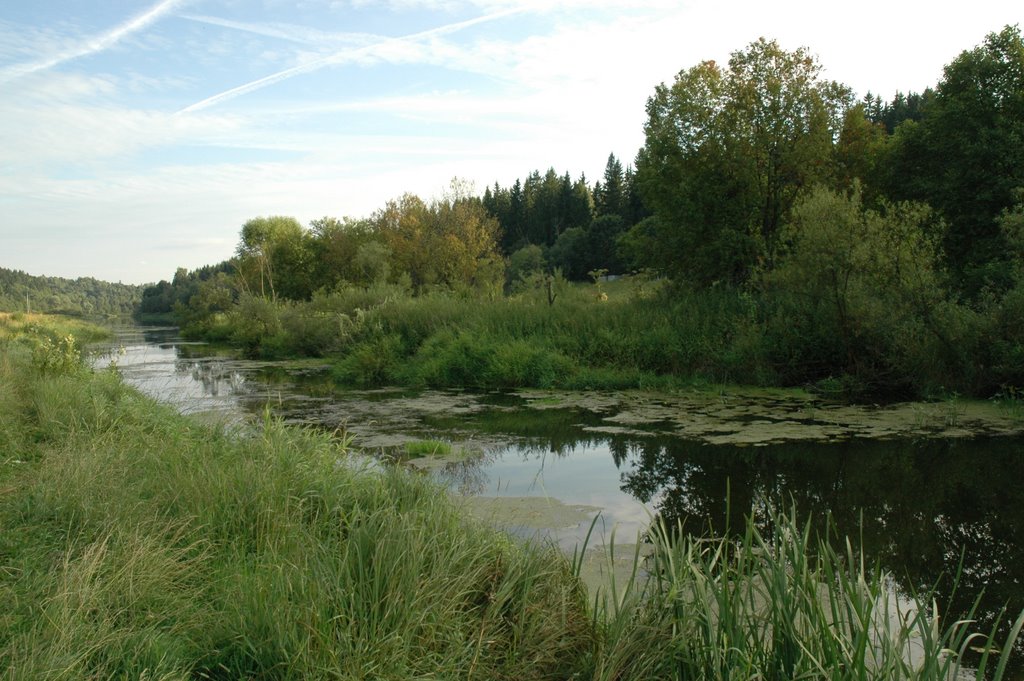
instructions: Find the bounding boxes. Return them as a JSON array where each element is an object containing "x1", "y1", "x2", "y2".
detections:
[{"x1": 1, "y1": 0, "x2": 1020, "y2": 285}]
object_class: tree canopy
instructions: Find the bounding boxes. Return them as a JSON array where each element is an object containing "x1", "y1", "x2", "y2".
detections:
[
  {"x1": 883, "y1": 24, "x2": 1024, "y2": 294},
  {"x1": 636, "y1": 38, "x2": 852, "y2": 284},
  {"x1": 0, "y1": 267, "x2": 142, "y2": 316}
]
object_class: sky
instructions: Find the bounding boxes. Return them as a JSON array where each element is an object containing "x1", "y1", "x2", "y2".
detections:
[{"x1": 1, "y1": 0, "x2": 1020, "y2": 285}]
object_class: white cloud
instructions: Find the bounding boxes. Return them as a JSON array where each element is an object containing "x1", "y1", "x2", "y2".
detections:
[
  {"x1": 178, "y1": 5, "x2": 528, "y2": 112},
  {"x1": 0, "y1": 0, "x2": 189, "y2": 83},
  {"x1": 0, "y1": 79, "x2": 243, "y2": 168}
]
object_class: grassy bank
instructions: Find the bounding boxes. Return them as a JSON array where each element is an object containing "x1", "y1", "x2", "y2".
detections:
[
  {"x1": 180, "y1": 274, "x2": 1024, "y2": 400},
  {"x1": 1, "y1": 318, "x2": 593, "y2": 680},
  {"x1": 2, "y1": 317, "x2": 1020, "y2": 680}
]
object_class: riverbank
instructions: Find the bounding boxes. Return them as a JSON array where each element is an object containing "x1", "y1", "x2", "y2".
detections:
[
  {"x1": 1, "y1": 317, "x2": 593, "y2": 679},
  {"x1": 178, "y1": 276, "x2": 1024, "y2": 402},
  {"x1": 2, "y1": 316, "x2": 1021, "y2": 680}
]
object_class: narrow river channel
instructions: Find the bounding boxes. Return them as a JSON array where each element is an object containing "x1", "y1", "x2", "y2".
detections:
[{"x1": 93, "y1": 324, "x2": 1024, "y2": 671}]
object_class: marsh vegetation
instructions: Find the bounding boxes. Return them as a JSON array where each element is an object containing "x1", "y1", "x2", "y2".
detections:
[{"x1": 3, "y1": 316, "x2": 1023, "y2": 680}]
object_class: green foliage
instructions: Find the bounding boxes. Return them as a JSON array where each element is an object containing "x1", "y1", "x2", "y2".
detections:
[
  {"x1": 883, "y1": 25, "x2": 1024, "y2": 294},
  {"x1": 767, "y1": 185, "x2": 951, "y2": 394},
  {"x1": 0, "y1": 266, "x2": 142, "y2": 317},
  {"x1": 586, "y1": 215, "x2": 628, "y2": 275},
  {"x1": 617, "y1": 216, "x2": 665, "y2": 273},
  {"x1": 226, "y1": 293, "x2": 285, "y2": 354},
  {"x1": 864, "y1": 89, "x2": 934, "y2": 133},
  {"x1": 403, "y1": 439, "x2": 453, "y2": 457},
  {"x1": 352, "y1": 240, "x2": 392, "y2": 287},
  {"x1": 311, "y1": 281, "x2": 771, "y2": 391},
  {"x1": 308, "y1": 216, "x2": 379, "y2": 290},
  {"x1": 1001, "y1": 189, "x2": 1024, "y2": 283},
  {"x1": 484, "y1": 168, "x2": 594, "y2": 252},
  {"x1": 374, "y1": 185, "x2": 504, "y2": 295},
  {"x1": 31, "y1": 332, "x2": 82, "y2": 376},
  {"x1": 408, "y1": 330, "x2": 576, "y2": 389},
  {"x1": 140, "y1": 262, "x2": 234, "y2": 318},
  {"x1": 589, "y1": 505, "x2": 1024, "y2": 681},
  {"x1": 636, "y1": 38, "x2": 852, "y2": 284},
  {"x1": 0, "y1": 313, "x2": 108, "y2": 380},
  {"x1": 507, "y1": 244, "x2": 546, "y2": 292},
  {"x1": 3, "y1": 318, "x2": 1022, "y2": 680},
  {"x1": 547, "y1": 226, "x2": 590, "y2": 280},
  {"x1": 155, "y1": 27, "x2": 1024, "y2": 401},
  {"x1": 331, "y1": 333, "x2": 404, "y2": 386},
  {"x1": 0, "y1": 338, "x2": 594, "y2": 680},
  {"x1": 235, "y1": 216, "x2": 313, "y2": 300},
  {"x1": 178, "y1": 249, "x2": 1022, "y2": 398},
  {"x1": 834, "y1": 103, "x2": 890, "y2": 192},
  {"x1": 594, "y1": 153, "x2": 626, "y2": 219}
]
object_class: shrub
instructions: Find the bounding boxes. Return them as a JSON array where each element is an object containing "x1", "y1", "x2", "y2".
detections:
[
  {"x1": 331, "y1": 333, "x2": 404, "y2": 386},
  {"x1": 31, "y1": 333, "x2": 82, "y2": 375}
]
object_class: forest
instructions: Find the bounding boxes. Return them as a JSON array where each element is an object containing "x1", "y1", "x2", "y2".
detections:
[
  {"x1": 134, "y1": 26, "x2": 1024, "y2": 398},
  {"x1": 0, "y1": 267, "x2": 142, "y2": 317}
]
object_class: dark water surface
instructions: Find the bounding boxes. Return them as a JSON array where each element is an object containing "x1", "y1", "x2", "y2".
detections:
[{"x1": 93, "y1": 326, "x2": 1024, "y2": 668}]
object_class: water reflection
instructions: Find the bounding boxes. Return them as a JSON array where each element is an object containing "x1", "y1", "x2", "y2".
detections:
[
  {"x1": 438, "y1": 403, "x2": 1024, "y2": 672},
  {"x1": 174, "y1": 358, "x2": 247, "y2": 397},
  {"x1": 630, "y1": 438, "x2": 1018, "y2": 612},
  {"x1": 93, "y1": 326, "x2": 1024, "y2": 671}
]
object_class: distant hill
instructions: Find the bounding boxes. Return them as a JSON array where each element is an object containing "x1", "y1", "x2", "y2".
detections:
[{"x1": 0, "y1": 267, "x2": 143, "y2": 317}]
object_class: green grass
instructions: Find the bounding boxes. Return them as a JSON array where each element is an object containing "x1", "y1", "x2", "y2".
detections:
[
  {"x1": 2, "y1": 317, "x2": 1021, "y2": 680},
  {"x1": 585, "y1": 508, "x2": 1024, "y2": 681},
  {"x1": 0, "y1": 319, "x2": 593, "y2": 680},
  {"x1": 403, "y1": 438, "x2": 454, "y2": 457},
  {"x1": 993, "y1": 386, "x2": 1024, "y2": 421},
  {"x1": 235, "y1": 280, "x2": 770, "y2": 392},
  {"x1": 181, "y1": 271, "x2": 1024, "y2": 399},
  {"x1": 0, "y1": 311, "x2": 110, "y2": 346}
]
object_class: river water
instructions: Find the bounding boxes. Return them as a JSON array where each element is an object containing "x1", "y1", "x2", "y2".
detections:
[{"x1": 94, "y1": 325, "x2": 1024, "y2": 668}]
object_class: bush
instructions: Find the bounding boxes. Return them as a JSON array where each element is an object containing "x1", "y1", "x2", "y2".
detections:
[
  {"x1": 331, "y1": 333, "x2": 405, "y2": 386},
  {"x1": 31, "y1": 332, "x2": 82, "y2": 376},
  {"x1": 766, "y1": 185, "x2": 952, "y2": 396}
]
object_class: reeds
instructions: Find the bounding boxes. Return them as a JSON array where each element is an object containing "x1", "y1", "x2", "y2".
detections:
[{"x1": 585, "y1": 507, "x2": 1024, "y2": 681}]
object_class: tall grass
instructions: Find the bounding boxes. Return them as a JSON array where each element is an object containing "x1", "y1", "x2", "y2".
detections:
[
  {"x1": 2, "y1": 317, "x2": 1020, "y2": 680},
  {"x1": 178, "y1": 272, "x2": 1024, "y2": 398},
  {"x1": 187, "y1": 280, "x2": 771, "y2": 391},
  {"x1": 0, "y1": 320, "x2": 593, "y2": 680},
  {"x1": 585, "y1": 507, "x2": 1024, "y2": 681}
]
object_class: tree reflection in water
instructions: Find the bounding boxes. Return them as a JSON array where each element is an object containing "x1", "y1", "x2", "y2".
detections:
[
  {"x1": 426, "y1": 399, "x2": 1023, "y2": 655},
  {"x1": 616, "y1": 435, "x2": 1024, "y2": 670}
]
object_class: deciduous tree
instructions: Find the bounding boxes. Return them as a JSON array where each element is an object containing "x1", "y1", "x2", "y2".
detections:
[
  {"x1": 636, "y1": 38, "x2": 851, "y2": 284},
  {"x1": 235, "y1": 216, "x2": 311, "y2": 300},
  {"x1": 884, "y1": 25, "x2": 1024, "y2": 294}
]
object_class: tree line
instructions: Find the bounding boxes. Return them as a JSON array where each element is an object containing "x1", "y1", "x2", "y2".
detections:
[
  {"x1": 0, "y1": 267, "x2": 141, "y2": 317},
  {"x1": 141, "y1": 25, "x2": 1023, "y2": 398},
  {"x1": 140, "y1": 156, "x2": 649, "y2": 321},
  {"x1": 632, "y1": 28, "x2": 1023, "y2": 295}
]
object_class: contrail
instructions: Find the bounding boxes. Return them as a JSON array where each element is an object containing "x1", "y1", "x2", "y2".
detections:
[
  {"x1": 178, "y1": 7, "x2": 525, "y2": 114},
  {"x1": 179, "y1": 13, "x2": 380, "y2": 47},
  {"x1": 0, "y1": 0, "x2": 187, "y2": 83}
]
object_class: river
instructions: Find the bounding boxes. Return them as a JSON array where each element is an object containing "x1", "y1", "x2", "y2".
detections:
[{"x1": 93, "y1": 324, "x2": 1024, "y2": 670}]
